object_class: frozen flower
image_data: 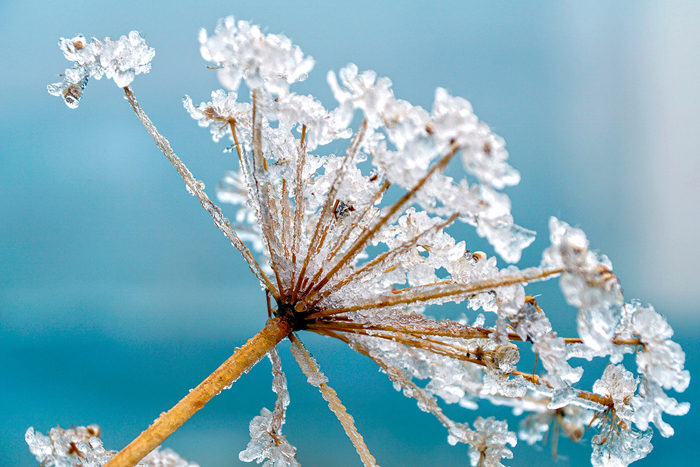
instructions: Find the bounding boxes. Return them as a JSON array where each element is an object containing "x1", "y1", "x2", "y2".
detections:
[
  {"x1": 631, "y1": 302, "x2": 690, "y2": 392},
  {"x1": 26, "y1": 425, "x2": 198, "y2": 467},
  {"x1": 587, "y1": 365, "x2": 654, "y2": 467},
  {"x1": 99, "y1": 31, "x2": 155, "y2": 88},
  {"x1": 43, "y1": 16, "x2": 691, "y2": 467},
  {"x1": 590, "y1": 425, "x2": 653, "y2": 467},
  {"x1": 239, "y1": 408, "x2": 299, "y2": 467},
  {"x1": 183, "y1": 90, "x2": 252, "y2": 142},
  {"x1": 467, "y1": 416, "x2": 517, "y2": 467},
  {"x1": 328, "y1": 64, "x2": 394, "y2": 129},
  {"x1": 542, "y1": 217, "x2": 624, "y2": 353},
  {"x1": 48, "y1": 31, "x2": 154, "y2": 108},
  {"x1": 199, "y1": 16, "x2": 314, "y2": 94},
  {"x1": 542, "y1": 217, "x2": 623, "y2": 311},
  {"x1": 593, "y1": 364, "x2": 638, "y2": 426}
]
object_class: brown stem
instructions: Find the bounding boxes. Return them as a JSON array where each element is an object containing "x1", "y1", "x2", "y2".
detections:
[{"x1": 104, "y1": 317, "x2": 293, "y2": 467}]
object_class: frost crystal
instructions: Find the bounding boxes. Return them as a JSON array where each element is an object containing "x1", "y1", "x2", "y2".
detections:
[
  {"x1": 240, "y1": 348, "x2": 299, "y2": 467},
  {"x1": 467, "y1": 416, "x2": 517, "y2": 467},
  {"x1": 26, "y1": 425, "x2": 198, "y2": 467},
  {"x1": 199, "y1": 17, "x2": 314, "y2": 94},
  {"x1": 48, "y1": 32, "x2": 154, "y2": 107},
  {"x1": 631, "y1": 302, "x2": 690, "y2": 392}
]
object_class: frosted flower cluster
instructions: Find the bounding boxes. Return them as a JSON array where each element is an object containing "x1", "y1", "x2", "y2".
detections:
[
  {"x1": 467, "y1": 416, "x2": 517, "y2": 467},
  {"x1": 42, "y1": 16, "x2": 690, "y2": 467},
  {"x1": 48, "y1": 31, "x2": 154, "y2": 108},
  {"x1": 26, "y1": 425, "x2": 198, "y2": 467},
  {"x1": 199, "y1": 17, "x2": 314, "y2": 94}
]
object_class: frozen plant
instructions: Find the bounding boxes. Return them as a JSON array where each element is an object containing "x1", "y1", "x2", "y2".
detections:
[{"x1": 32, "y1": 17, "x2": 690, "y2": 467}]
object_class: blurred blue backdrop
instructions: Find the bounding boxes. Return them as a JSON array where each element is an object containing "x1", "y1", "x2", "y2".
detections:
[{"x1": 1, "y1": 1, "x2": 698, "y2": 466}]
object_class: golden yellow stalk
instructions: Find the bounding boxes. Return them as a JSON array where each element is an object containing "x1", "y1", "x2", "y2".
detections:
[{"x1": 104, "y1": 317, "x2": 293, "y2": 467}]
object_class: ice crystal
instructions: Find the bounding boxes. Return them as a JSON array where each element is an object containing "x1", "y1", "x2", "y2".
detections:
[
  {"x1": 26, "y1": 425, "x2": 198, "y2": 467},
  {"x1": 199, "y1": 17, "x2": 314, "y2": 94},
  {"x1": 48, "y1": 31, "x2": 154, "y2": 108},
  {"x1": 42, "y1": 15, "x2": 691, "y2": 467},
  {"x1": 467, "y1": 416, "x2": 517, "y2": 467},
  {"x1": 239, "y1": 349, "x2": 299, "y2": 467}
]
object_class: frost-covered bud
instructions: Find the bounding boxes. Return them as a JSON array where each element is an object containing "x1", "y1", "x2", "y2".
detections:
[
  {"x1": 58, "y1": 35, "x2": 103, "y2": 67},
  {"x1": 199, "y1": 17, "x2": 314, "y2": 95},
  {"x1": 49, "y1": 31, "x2": 154, "y2": 108},
  {"x1": 327, "y1": 64, "x2": 394, "y2": 129},
  {"x1": 467, "y1": 416, "x2": 517, "y2": 467},
  {"x1": 593, "y1": 364, "x2": 638, "y2": 426},
  {"x1": 183, "y1": 90, "x2": 252, "y2": 143},
  {"x1": 631, "y1": 302, "x2": 690, "y2": 392},
  {"x1": 47, "y1": 66, "x2": 90, "y2": 109}
]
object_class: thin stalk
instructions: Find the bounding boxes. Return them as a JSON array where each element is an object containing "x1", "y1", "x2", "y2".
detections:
[
  {"x1": 123, "y1": 86, "x2": 278, "y2": 298},
  {"x1": 104, "y1": 317, "x2": 293, "y2": 467},
  {"x1": 310, "y1": 267, "x2": 564, "y2": 318},
  {"x1": 290, "y1": 125, "x2": 308, "y2": 293},
  {"x1": 309, "y1": 145, "x2": 461, "y2": 298},
  {"x1": 307, "y1": 212, "x2": 459, "y2": 307},
  {"x1": 293, "y1": 120, "x2": 367, "y2": 299}
]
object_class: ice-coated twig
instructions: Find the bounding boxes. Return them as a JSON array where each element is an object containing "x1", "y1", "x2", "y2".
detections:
[
  {"x1": 123, "y1": 86, "x2": 278, "y2": 298},
  {"x1": 292, "y1": 120, "x2": 368, "y2": 300},
  {"x1": 307, "y1": 144, "x2": 461, "y2": 299},
  {"x1": 289, "y1": 334, "x2": 379, "y2": 467},
  {"x1": 310, "y1": 267, "x2": 563, "y2": 318},
  {"x1": 239, "y1": 347, "x2": 299, "y2": 466},
  {"x1": 103, "y1": 317, "x2": 293, "y2": 467}
]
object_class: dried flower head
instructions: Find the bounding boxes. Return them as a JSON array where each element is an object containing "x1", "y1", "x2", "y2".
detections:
[{"x1": 36, "y1": 16, "x2": 690, "y2": 467}]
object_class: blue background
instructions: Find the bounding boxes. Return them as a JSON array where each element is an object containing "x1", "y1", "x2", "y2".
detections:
[{"x1": 1, "y1": 1, "x2": 698, "y2": 466}]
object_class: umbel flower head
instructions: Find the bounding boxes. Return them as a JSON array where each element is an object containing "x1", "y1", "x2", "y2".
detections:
[{"x1": 34, "y1": 16, "x2": 689, "y2": 467}]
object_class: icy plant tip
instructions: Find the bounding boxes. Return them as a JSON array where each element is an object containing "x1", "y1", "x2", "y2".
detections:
[
  {"x1": 48, "y1": 31, "x2": 155, "y2": 108},
  {"x1": 35, "y1": 16, "x2": 690, "y2": 467}
]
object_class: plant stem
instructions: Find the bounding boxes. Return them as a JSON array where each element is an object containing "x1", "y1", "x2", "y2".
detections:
[{"x1": 104, "y1": 316, "x2": 293, "y2": 467}]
